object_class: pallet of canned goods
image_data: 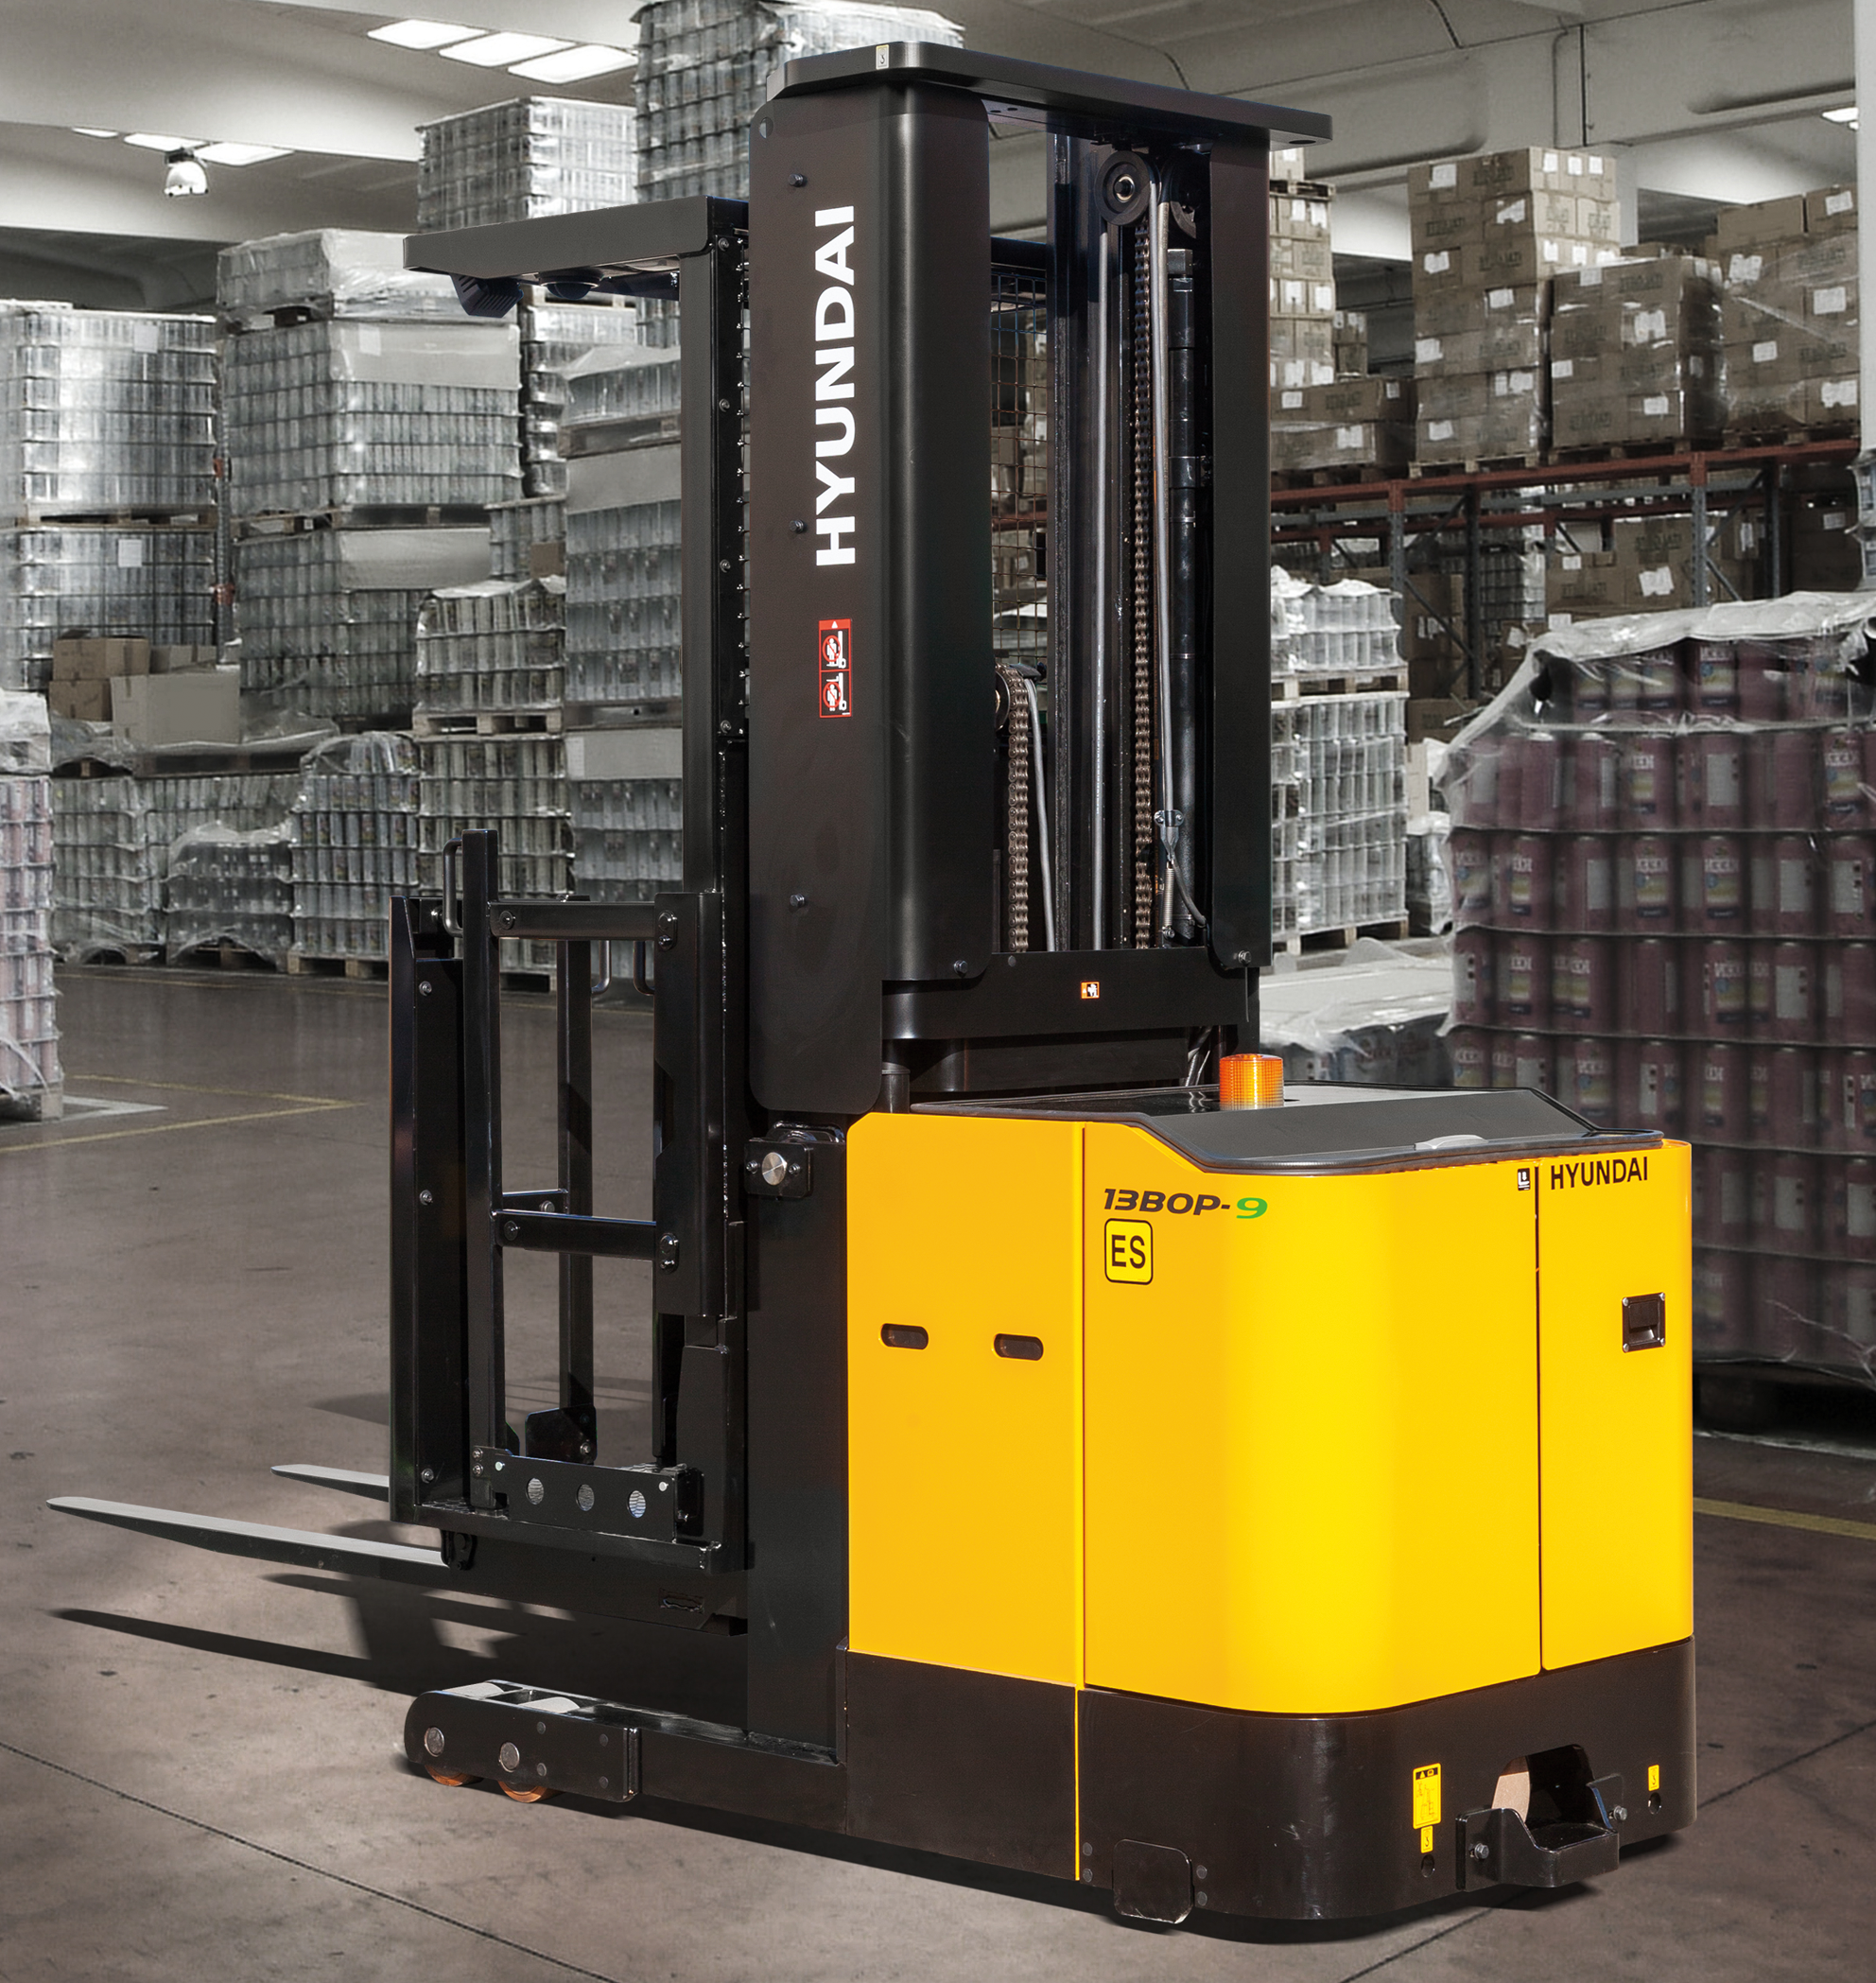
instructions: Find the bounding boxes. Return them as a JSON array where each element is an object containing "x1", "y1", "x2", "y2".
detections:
[
  {"x1": 419, "y1": 732, "x2": 569, "y2": 972},
  {"x1": 288, "y1": 733, "x2": 420, "y2": 967},
  {"x1": 0, "y1": 690, "x2": 59, "y2": 1120},
  {"x1": 1442, "y1": 591, "x2": 1876, "y2": 1383}
]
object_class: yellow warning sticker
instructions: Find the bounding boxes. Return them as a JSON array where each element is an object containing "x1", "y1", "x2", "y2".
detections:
[
  {"x1": 1647, "y1": 1764, "x2": 1660, "y2": 1794},
  {"x1": 1418, "y1": 1824, "x2": 1434, "y2": 1855},
  {"x1": 1412, "y1": 1763, "x2": 1442, "y2": 1830},
  {"x1": 1103, "y1": 1218, "x2": 1153, "y2": 1283}
]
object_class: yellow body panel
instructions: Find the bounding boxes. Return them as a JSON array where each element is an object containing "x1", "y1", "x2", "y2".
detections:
[
  {"x1": 1082, "y1": 1123, "x2": 1543, "y2": 1713},
  {"x1": 1537, "y1": 1141, "x2": 1694, "y2": 1670},
  {"x1": 846, "y1": 1112, "x2": 1084, "y2": 1685}
]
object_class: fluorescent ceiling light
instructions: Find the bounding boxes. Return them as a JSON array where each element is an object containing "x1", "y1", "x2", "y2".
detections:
[
  {"x1": 368, "y1": 18, "x2": 475, "y2": 48},
  {"x1": 509, "y1": 42, "x2": 634, "y2": 81},
  {"x1": 197, "y1": 141, "x2": 293, "y2": 166},
  {"x1": 71, "y1": 127, "x2": 119, "y2": 138},
  {"x1": 123, "y1": 131, "x2": 201, "y2": 151},
  {"x1": 440, "y1": 30, "x2": 572, "y2": 65},
  {"x1": 1823, "y1": 105, "x2": 1859, "y2": 127}
]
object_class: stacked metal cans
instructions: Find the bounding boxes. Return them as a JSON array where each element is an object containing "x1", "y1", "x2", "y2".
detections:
[{"x1": 1445, "y1": 603, "x2": 1876, "y2": 1374}]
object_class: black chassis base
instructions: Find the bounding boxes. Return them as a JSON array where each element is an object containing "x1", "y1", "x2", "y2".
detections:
[{"x1": 404, "y1": 1638, "x2": 1694, "y2": 1924}]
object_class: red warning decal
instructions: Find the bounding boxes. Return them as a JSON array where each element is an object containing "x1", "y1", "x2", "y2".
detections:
[{"x1": 818, "y1": 618, "x2": 851, "y2": 718}]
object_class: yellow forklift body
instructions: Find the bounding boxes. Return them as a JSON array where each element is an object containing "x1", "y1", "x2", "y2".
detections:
[{"x1": 848, "y1": 1112, "x2": 1691, "y2": 1719}]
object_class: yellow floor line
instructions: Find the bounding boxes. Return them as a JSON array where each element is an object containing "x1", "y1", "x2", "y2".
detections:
[
  {"x1": 1694, "y1": 1496, "x2": 1876, "y2": 1543},
  {"x1": 63, "y1": 1072, "x2": 352, "y2": 1106},
  {"x1": 0, "y1": 1101, "x2": 355, "y2": 1155}
]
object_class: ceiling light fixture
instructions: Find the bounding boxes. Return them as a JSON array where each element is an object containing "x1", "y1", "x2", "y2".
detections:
[
  {"x1": 439, "y1": 30, "x2": 572, "y2": 66},
  {"x1": 509, "y1": 43, "x2": 634, "y2": 82},
  {"x1": 368, "y1": 18, "x2": 475, "y2": 48},
  {"x1": 71, "y1": 127, "x2": 120, "y2": 139},
  {"x1": 197, "y1": 141, "x2": 293, "y2": 166},
  {"x1": 164, "y1": 148, "x2": 208, "y2": 198},
  {"x1": 123, "y1": 131, "x2": 202, "y2": 151},
  {"x1": 1823, "y1": 105, "x2": 1859, "y2": 128}
]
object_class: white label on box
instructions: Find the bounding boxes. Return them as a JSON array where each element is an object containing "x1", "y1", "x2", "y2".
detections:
[
  {"x1": 1635, "y1": 308, "x2": 1668, "y2": 342},
  {"x1": 116, "y1": 537, "x2": 144, "y2": 567},
  {"x1": 1279, "y1": 359, "x2": 1305, "y2": 388},
  {"x1": 1311, "y1": 283, "x2": 1336, "y2": 311},
  {"x1": 1589, "y1": 154, "x2": 1606, "y2": 173},
  {"x1": 1423, "y1": 251, "x2": 1451, "y2": 275},
  {"x1": 1486, "y1": 286, "x2": 1516, "y2": 308},
  {"x1": 1642, "y1": 394, "x2": 1671, "y2": 416},
  {"x1": 1815, "y1": 285, "x2": 1849, "y2": 315},
  {"x1": 1335, "y1": 425, "x2": 1364, "y2": 448},
  {"x1": 1548, "y1": 150, "x2": 1564, "y2": 172},
  {"x1": 1561, "y1": 553, "x2": 1584, "y2": 571},
  {"x1": 1638, "y1": 565, "x2": 1675, "y2": 599},
  {"x1": 1381, "y1": 378, "x2": 1402, "y2": 401},
  {"x1": 1542, "y1": 239, "x2": 1563, "y2": 263},
  {"x1": 1577, "y1": 266, "x2": 1604, "y2": 287},
  {"x1": 1429, "y1": 419, "x2": 1456, "y2": 443},
  {"x1": 1498, "y1": 199, "x2": 1528, "y2": 226},
  {"x1": 1552, "y1": 358, "x2": 1575, "y2": 379},
  {"x1": 1307, "y1": 200, "x2": 1329, "y2": 228},
  {"x1": 1281, "y1": 390, "x2": 1303, "y2": 409},
  {"x1": 1828, "y1": 189, "x2": 1855, "y2": 216},
  {"x1": 1728, "y1": 252, "x2": 1764, "y2": 284},
  {"x1": 358, "y1": 323, "x2": 383, "y2": 353},
  {"x1": 1431, "y1": 161, "x2": 1457, "y2": 189},
  {"x1": 1416, "y1": 337, "x2": 1444, "y2": 363},
  {"x1": 1752, "y1": 339, "x2": 1780, "y2": 363},
  {"x1": 1824, "y1": 377, "x2": 1860, "y2": 409},
  {"x1": 131, "y1": 322, "x2": 159, "y2": 353},
  {"x1": 1502, "y1": 370, "x2": 1536, "y2": 396}
]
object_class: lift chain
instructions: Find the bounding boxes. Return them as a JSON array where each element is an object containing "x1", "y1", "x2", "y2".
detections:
[
  {"x1": 1129, "y1": 221, "x2": 1156, "y2": 948},
  {"x1": 996, "y1": 663, "x2": 1031, "y2": 951}
]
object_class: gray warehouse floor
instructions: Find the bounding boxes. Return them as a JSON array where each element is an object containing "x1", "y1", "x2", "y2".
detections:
[{"x1": 4, "y1": 969, "x2": 1875, "y2": 1982}]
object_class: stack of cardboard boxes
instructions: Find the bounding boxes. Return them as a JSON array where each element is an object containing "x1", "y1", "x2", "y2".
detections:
[
  {"x1": 1411, "y1": 147, "x2": 1624, "y2": 465},
  {"x1": 1269, "y1": 186, "x2": 1338, "y2": 396},
  {"x1": 1720, "y1": 184, "x2": 1859, "y2": 443},
  {"x1": 46, "y1": 638, "x2": 237, "y2": 745},
  {"x1": 1270, "y1": 374, "x2": 1416, "y2": 478},
  {"x1": 1544, "y1": 513, "x2": 1754, "y2": 622},
  {"x1": 1550, "y1": 253, "x2": 1724, "y2": 454}
]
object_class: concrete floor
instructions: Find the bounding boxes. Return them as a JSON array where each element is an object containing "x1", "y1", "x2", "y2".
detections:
[{"x1": 4, "y1": 966, "x2": 1875, "y2": 1982}]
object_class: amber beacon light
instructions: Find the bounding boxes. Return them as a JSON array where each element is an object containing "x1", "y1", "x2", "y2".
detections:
[{"x1": 1218, "y1": 1052, "x2": 1284, "y2": 1109}]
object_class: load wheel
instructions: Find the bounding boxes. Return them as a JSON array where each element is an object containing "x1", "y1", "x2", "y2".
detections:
[
  {"x1": 499, "y1": 1782, "x2": 556, "y2": 1802},
  {"x1": 426, "y1": 1768, "x2": 478, "y2": 1787}
]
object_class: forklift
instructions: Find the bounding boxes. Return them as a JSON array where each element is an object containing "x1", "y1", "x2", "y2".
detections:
[{"x1": 53, "y1": 43, "x2": 1694, "y2": 1925}]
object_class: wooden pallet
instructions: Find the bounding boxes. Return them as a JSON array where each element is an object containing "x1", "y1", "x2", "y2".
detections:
[
  {"x1": 1409, "y1": 454, "x2": 1544, "y2": 479},
  {"x1": 1276, "y1": 916, "x2": 1412, "y2": 956},
  {"x1": 168, "y1": 939, "x2": 279, "y2": 972},
  {"x1": 1722, "y1": 424, "x2": 1859, "y2": 452},
  {"x1": 1272, "y1": 464, "x2": 1403, "y2": 491},
  {"x1": 287, "y1": 952, "x2": 389, "y2": 981},
  {"x1": 7, "y1": 507, "x2": 214, "y2": 530},
  {"x1": 1275, "y1": 669, "x2": 1409, "y2": 701},
  {"x1": 234, "y1": 504, "x2": 490, "y2": 538},
  {"x1": 1544, "y1": 439, "x2": 1713, "y2": 467},
  {"x1": 57, "y1": 741, "x2": 314, "y2": 779},
  {"x1": 411, "y1": 706, "x2": 564, "y2": 739}
]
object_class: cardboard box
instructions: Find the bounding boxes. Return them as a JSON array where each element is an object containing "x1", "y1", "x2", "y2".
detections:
[
  {"x1": 111, "y1": 668, "x2": 240, "y2": 748},
  {"x1": 149, "y1": 644, "x2": 217, "y2": 673},
  {"x1": 47, "y1": 678, "x2": 112, "y2": 722},
  {"x1": 1804, "y1": 374, "x2": 1860, "y2": 426},
  {"x1": 1807, "y1": 183, "x2": 1858, "y2": 235},
  {"x1": 1276, "y1": 375, "x2": 1415, "y2": 426},
  {"x1": 1714, "y1": 194, "x2": 1810, "y2": 250},
  {"x1": 527, "y1": 540, "x2": 566, "y2": 580},
  {"x1": 1271, "y1": 193, "x2": 1331, "y2": 242},
  {"x1": 1271, "y1": 235, "x2": 1335, "y2": 283},
  {"x1": 1410, "y1": 147, "x2": 1617, "y2": 208},
  {"x1": 1780, "y1": 232, "x2": 1859, "y2": 285},
  {"x1": 51, "y1": 635, "x2": 149, "y2": 682}
]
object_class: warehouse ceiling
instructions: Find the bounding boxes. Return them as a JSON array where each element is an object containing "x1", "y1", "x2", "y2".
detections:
[{"x1": 0, "y1": 0, "x2": 1859, "y2": 303}]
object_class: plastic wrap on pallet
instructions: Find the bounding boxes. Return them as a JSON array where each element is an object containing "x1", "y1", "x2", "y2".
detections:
[
  {"x1": 1270, "y1": 571, "x2": 1400, "y2": 679},
  {"x1": 415, "y1": 577, "x2": 565, "y2": 717},
  {"x1": 1407, "y1": 810, "x2": 1453, "y2": 934},
  {"x1": 571, "y1": 767, "x2": 683, "y2": 905},
  {"x1": 0, "y1": 688, "x2": 51, "y2": 775},
  {"x1": 221, "y1": 320, "x2": 521, "y2": 519},
  {"x1": 1721, "y1": 219, "x2": 1859, "y2": 440},
  {"x1": 217, "y1": 230, "x2": 464, "y2": 322},
  {"x1": 0, "y1": 305, "x2": 217, "y2": 515},
  {"x1": 51, "y1": 774, "x2": 162, "y2": 959},
  {"x1": 1438, "y1": 591, "x2": 1876, "y2": 1385},
  {"x1": 1549, "y1": 254, "x2": 1723, "y2": 452},
  {"x1": 164, "y1": 822, "x2": 294, "y2": 967},
  {"x1": 489, "y1": 496, "x2": 567, "y2": 582},
  {"x1": 1261, "y1": 939, "x2": 1453, "y2": 1087},
  {"x1": 418, "y1": 97, "x2": 638, "y2": 235},
  {"x1": 289, "y1": 732, "x2": 421, "y2": 964},
  {"x1": 632, "y1": 0, "x2": 963, "y2": 209},
  {"x1": 235, "y1": 527, "x2": 492, "y2": 723},
  {"x1": 0, "y1": 526, "x2": 216, "y2": 683},
  {"x1": 419, "y1": 733, "x2": 569, "y2": 967},
  {"x1": 521, "y1": 300, "x2": 641, "y2": 498},
  {"x1": 0, "y1": 768, "x2": 59, "y2": 1113}
]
